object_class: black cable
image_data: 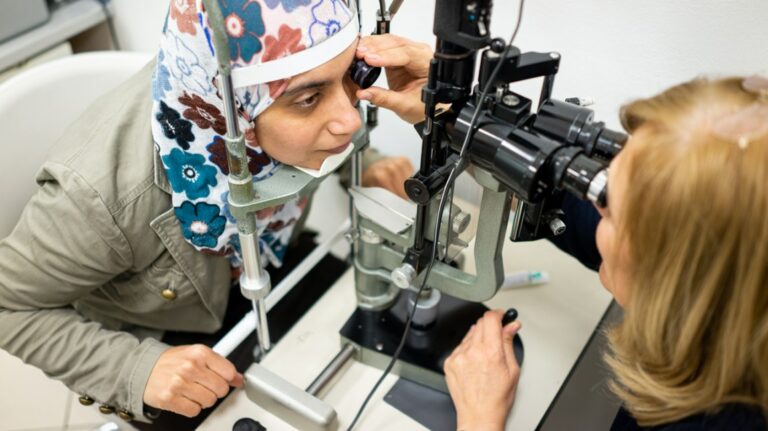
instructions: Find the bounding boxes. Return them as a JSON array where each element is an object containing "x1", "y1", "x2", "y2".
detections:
[
  {"x1": 354, "y1": 0, "x2": 363, "y2": 32},
  {"x1": 379, "y1": 0, "x2": 387, "y2": 16},
  {"x1": 345, "y1": 1, "x2": 526, "y2": 429}
]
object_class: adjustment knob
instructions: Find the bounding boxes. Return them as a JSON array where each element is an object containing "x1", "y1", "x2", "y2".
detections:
[
  {"x1": 548, "y1": 218, "x2": 566, "y2": 236},
  {"x1": 391, "y1": 264, "x2": 416, "y2": 289}
]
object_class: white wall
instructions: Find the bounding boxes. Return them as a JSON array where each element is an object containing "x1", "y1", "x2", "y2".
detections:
[
  {"x1": 112, "y1": 0, "x2": 768, "y2": 166},
  {"x1": 110, "y1": 0, "x2": 168, "y2": 54}
]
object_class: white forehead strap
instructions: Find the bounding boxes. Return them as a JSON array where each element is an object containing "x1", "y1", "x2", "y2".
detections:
[{"x1": 231, "y1": 15, "x2": 359, "y2": 89}]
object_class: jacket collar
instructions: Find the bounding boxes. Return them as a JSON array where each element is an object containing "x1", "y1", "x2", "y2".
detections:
[{"x1": 153, "y1": 149, "x2": 172, "y2": 194}]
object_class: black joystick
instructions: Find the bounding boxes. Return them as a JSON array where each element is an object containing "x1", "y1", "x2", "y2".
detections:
[
  {"x1": 501, "y1": 308, "x2": 524, "y2": 365},
  {"x1": 233, "y1": 417, "x2": 267, "y2": 431},
  {"x1": 501, "y1": 308, "x2": 518, "y2": 326}
]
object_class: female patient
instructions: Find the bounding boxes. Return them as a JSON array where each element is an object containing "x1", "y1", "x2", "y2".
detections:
[
  {"x1": 446, "y1": 76, "x2": 768, "y2": 430},
  {"x1": 0, "y1": 0, "x2": 428, "y2": 424}
]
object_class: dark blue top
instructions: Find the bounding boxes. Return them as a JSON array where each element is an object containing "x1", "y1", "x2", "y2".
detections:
[
  {"x1": 611, "y1": 404, "x2": 767, "y2": 431},
  {"x1": 548, "y1": 193, "x2": 603, "y2": 271}
]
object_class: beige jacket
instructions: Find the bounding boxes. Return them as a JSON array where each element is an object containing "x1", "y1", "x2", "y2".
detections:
[{"x1": 0, "y1": 62, "x2": 238, "y2": 422}]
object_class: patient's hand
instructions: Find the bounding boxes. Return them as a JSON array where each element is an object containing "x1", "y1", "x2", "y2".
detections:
[
  {"x1": 144, "y1": 344, "x2": 243, "y2": 417},
  {"x1": 362, "y1": 156, "x2": 414, "y2": 199},
  {"x1": 444, "y1": 310, "x2": 522, "y2": 431},
  {"x1": 355, "y1": 34, "x2": 432, "y2": 124}
]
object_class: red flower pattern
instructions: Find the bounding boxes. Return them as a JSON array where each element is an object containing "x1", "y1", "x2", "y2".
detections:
[
  {"x1": 262, "y1": 25, "x2": 306, "y2": 98},
  {"x1": 179, "y1": 92, "x2": 227, "y2": 135},
  {"x1": 170, "y1": 0, "x2": 198, "y2": 36}
]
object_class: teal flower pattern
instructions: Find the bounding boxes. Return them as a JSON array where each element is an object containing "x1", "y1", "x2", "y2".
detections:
[
  {"x1": 162, "y1": 148, "x2": 218, "y2": 199},
  {"x1": 175, "y1": 201, "x2": 226, "y2": 248},
  {"x1": 264, "y1": 0, "x2": 312, "y2": 12},
  {"x1": 219, "y1": 0, "x2": 265, "y2": 62}
]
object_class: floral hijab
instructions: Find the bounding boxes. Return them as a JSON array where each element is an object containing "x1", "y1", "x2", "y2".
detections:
[{"x1": 151, "y1": 0, "x2": 355, "y2": 268}]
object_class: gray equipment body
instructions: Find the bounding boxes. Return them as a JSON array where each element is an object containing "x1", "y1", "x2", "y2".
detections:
[{"x1": 202, "y1": 0, "x2": 518, "y2": 426}]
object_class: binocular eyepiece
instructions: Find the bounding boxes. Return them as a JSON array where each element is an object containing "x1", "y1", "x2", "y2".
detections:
[
  {"x1": 533, "y1": 99, "x2": 625, "y2": 162},
  {"x1": 450, "y1": 96, "x2": 627, "y2": 209}
]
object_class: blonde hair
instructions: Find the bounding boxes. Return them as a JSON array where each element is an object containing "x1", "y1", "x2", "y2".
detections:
[{"x1": 604, "y1": 77, "x2": 768, "y2": 426}]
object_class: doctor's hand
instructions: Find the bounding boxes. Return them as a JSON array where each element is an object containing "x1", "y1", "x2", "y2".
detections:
[
  {"x1": 444, "y1": 310, "x2": 522, "y2": 431},
  {"x1": 355, "y1": 34, "x2": 433, "y2": 124},
  {"x1": 362, "y1": 156, "x2": 414, "y2": 199},
  {"x1": 144, "y1": 344, "x2": 244, "y2": 417}
]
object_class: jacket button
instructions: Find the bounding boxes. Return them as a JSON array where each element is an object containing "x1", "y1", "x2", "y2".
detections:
[
  {"x1": 161, "y1": 288, "x2": 177, "y2": 300},
  {"x1": 78, "y1": 395, "x2": 94, "y2": 406},
  {"x1": 144, "y1": 405, "x2": 162, "y2": 420},
  {"x1": 99, "y1": 404, "x2": 115, "y2": 414},
  {"x1": 117, "y1": 409, "x2": 134, "y2": 421}
]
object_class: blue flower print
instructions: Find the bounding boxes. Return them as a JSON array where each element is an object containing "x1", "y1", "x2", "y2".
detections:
[
  {"x1": 229, "y1": 234, "x2": 242, "y2": 256},
  {"x1": 162, "y1": 148, "x2": 218, "y2": 199},
  {"x1": 237, "y1": 85, "x2": 263, "y2": 120},
  {"x1": 199, "y1": 12, "x2": 215, "y2": 56},
  {"x1": 264, "y1": 0, "x2": 312, "y2": 12},
  {"x1": 260, "y1": 230, "x2": 288, "y2": 264},
  {"x1": 166, "y1": 31, "x2": 215, "y2": 95},
  {"x1": 308, "y1": 0, "x2": 352, "y2": 46},
  {"x1": 152, "y1": 51, "x2": 173, "y2": 100},
  {"x1": 175, "y1": 201, "x2": 226, "y2": 248},
  {"x1": 219, "y1": 0, "x2": 265, "y2": 62},
  {"x1": 156, "y1": 101, "x2": 195, "y2": 149}
]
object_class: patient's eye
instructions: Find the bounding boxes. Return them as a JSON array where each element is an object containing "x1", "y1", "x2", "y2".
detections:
[{"x1": 295, "y1": 92, "x2": 321, "y2": 110}]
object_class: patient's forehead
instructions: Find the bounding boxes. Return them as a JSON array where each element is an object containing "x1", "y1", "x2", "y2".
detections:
[{"x1": 282, "y1": 41, "x2": 358, "y2": 94}]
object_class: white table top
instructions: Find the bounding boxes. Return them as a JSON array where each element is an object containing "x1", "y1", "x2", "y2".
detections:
[{"x1": 201, "y1": 234, "x2": 611, "y2": 431}]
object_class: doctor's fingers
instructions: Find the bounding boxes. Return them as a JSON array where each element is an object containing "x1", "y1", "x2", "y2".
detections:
[
  {"x1": 359, "y1": 34, "x2": 431, "y2": 57},
  {"x1": 357, "y1": 42, "x2": 431, "y2": 73},
  {"x1": 356, "y1": 85, "x2": 425, "y2": 124},
  {"x1": 501, "y1": 321, "x2": 522, "y2": 370},
  {"x1": 477, "y1": 310, "x2": 505, "y2": 349}
]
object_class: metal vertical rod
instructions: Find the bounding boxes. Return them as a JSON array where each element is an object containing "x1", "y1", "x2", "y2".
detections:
[
  {"x1": 220, "y1": 74, "x2": 241, "y2": 139},
  {"x1": 202, "y1": 0, "x2": 272, "y2": 357},
  {"x1": 240, "y1": 230, "x2": 271, "y2": 354},
  {"x1": 350, "y1": 150, "x2": 363, "y2": 257},
  {"x1": 253, "y1": 299, "x2": 271, "y2": 353}
]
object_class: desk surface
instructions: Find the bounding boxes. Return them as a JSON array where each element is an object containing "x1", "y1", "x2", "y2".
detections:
[{"x1": 201, "y1": 234, "x2": 611, "y2": 431}]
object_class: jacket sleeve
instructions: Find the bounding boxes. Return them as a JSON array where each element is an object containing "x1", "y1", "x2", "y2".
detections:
[{"x1": 0, "y1": 164, "x2": 168, "y2": 421}]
